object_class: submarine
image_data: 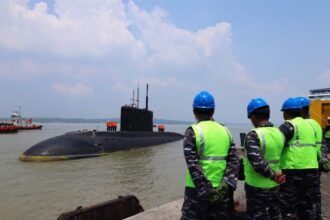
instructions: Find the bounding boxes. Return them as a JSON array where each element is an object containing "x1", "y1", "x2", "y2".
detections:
[{"x1": 19, "y1": 84, "x2": 184, "y2": 161}]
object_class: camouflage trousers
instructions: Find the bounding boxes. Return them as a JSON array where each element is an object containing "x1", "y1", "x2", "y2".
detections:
[
  {"x1": 313, "y1": 171, "x2": 322, "y2": 220},
  {"x1": 181, "y1": 187, "x2": 229, "y2": 220},
  {"x1": 325, "y1": 138, "x2": 330, "y2": 152},
  {"x1": 245, "y1": 183, "x2": 280, "y2": 220},
  {"x1": 280, "y1": 169, "x2": 318, "y2": 220}
]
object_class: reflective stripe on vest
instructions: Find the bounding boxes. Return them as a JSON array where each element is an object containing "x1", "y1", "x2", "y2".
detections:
[
  {"x1": 280, "y1": 117, "x2": 318, "y2": 169},
  {"x1": 306, "y1": 119, "x2": 323, "y2": 159},
  {"x1": 244, "y1": 127, "x2": 285, "y2": 188},
  {"x1": 185, "y1": 121, "x2": 231, "y2": 188}
]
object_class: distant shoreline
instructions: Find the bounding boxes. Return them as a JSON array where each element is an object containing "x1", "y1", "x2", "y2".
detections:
[
  {"x1": 0, "y1": 117, "x2": 193, "y2": 125},
  {"x1": 0, "y1": 117, "x2": 251, "y2": 125}
]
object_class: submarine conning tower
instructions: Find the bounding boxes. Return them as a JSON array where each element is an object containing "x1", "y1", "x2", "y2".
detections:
[
  {"x1": 120, "y1": 84, "x2": 153, "y2": 132},
  {"x1": 120, "y1": 107, "x2": 153, "y2": 131}
]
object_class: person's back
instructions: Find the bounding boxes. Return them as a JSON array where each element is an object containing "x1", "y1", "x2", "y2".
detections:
[
  {"x1": 243, "y1": 98, "x2": 285, "y2": 219},
  {"x1": 280, "y1": 116, "x2": 318, "y2": 169},
  {"x1": 181, "y1": 91, "x2": 239, "y2": 220},
  {"x1": 279, "y1": 98, "x2": 318, "y2": 220},
  {"x1": 296, "y1": 96, "x2": 330, "y2": 220}
]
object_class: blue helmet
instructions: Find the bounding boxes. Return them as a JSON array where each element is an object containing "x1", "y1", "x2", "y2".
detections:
[
  {"x1": 281, "y1": 97, "x2": 302, "y2": 111},
  {"x1": 295, "y1": 96, "x2": 310, "y2": 107},
  {"x1": 247, "y1": 98, "x2": 269, "y2": 118},
  {"x1": 193, "y1": 91, "x2": 215, "y2": 109}
]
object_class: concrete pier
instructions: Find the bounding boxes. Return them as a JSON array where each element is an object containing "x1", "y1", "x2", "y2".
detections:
[
  {"x1": 321, "y1": 172, "x2": 330, "y2": 220},
  {"x1": 125, "y1": 199, "x2": 183, "y2": 220},
  {"x1": 126, "y1": 172, "x2": 330, "y2": 220}
]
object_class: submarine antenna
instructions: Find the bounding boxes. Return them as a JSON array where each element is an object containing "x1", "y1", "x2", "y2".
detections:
[
  {"x1": 131, "y1": 90, "x2": 136, "y2": 107},
  {"x1": 146, "y1": 84, "x2": 149, "y2": 110},
  {"x1": 137, "y1": 82, "x2": 140, "y2": 109}
]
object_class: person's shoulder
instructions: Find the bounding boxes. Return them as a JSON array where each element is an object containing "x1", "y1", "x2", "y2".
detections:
[
  {"x1": 279, "y1": 121, "x2": 293, "y2": 128},
  {"x1": 185, "y1": 126, "x2": 193, "y2": 132},
  {"x1": 184, "y1": 126, "x2": 195, "y2": 135},
  {"x1": 246, "y1": 130, "x2": 257, "y2": 138},
  {"x1": 211, "y1": 120, "x2": 226, "y2": 127}
]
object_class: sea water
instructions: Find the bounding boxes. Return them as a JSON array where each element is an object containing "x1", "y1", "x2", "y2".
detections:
[{"x1": 0, "y1": 123, "x2": 250, "y2": 220}]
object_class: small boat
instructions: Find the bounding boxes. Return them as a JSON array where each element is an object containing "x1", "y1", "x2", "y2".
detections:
[
  {"x1": 11, "y1": 109, "x2": 43, "y2": 130},
  {"x1": 0, "y1": 122, "x2": 18, "y2": 133}
]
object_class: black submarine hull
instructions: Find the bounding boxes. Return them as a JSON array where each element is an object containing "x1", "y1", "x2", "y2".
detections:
[{"x1": 19, "y1": 131, "x2": 184, "y2": 161}]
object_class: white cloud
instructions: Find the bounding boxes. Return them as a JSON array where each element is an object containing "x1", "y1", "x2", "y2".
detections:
[
  {"x1": 52, "y1": 82, "x2": 94, "y2": 97},
  {"x1": 0, "y1": 0, "x2": 285, "y2": 92},
  {"x1": 0, "y1": 0, "x2": 291, "y2": 121},
  {"x1": 0, "y1": 0, "x2": 144, "y2": 57}
]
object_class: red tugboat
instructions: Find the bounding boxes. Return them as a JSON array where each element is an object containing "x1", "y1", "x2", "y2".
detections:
[
  {"x1": 11, "y1": 109, "x2": 43, "y2": 130},
  {"x1": 0, "y1": 122, "x2": 18, "y2": 133}
]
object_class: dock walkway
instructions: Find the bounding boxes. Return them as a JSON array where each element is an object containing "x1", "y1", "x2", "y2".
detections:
[
  {"x1": 127, "y1": 172, "x2": 330, "y2": 220},
  {"x1": 321, "y1": 172, "x2": 330, "y2": 220}
]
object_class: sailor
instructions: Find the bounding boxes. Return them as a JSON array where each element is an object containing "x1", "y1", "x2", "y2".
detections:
[
  {"x1": 296, "y1": 96, "x2": 330, "y2": 220},
  {"x1": 244, "y1": 98, "x2": 286, "y2": 220},
  {"x1": 112, "y1": 122, "x2": 117, "y2": 132},
  {"x1": 181, "y1": 91, "x2": 239, "y2": 219},
  {"x1": 106, "y1": 121, "x2": 118, "y2": 132},
  {"x1": 324, "y1": 117, "x2": 330, "y2": 152},
  {"x1": 158, "y1": 124, "x2": 165, "y2": 132},
  {"x1": 279, "y1": 98, "x2": 319, "y2": 220}
]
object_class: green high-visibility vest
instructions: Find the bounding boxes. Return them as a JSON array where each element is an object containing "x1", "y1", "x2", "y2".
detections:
[
  {"x1": 185, "y1": 121, "x2": 231, "y2": 188},
  {"x1": 306, "y1": 119, "x2": 323, "y2": 159},
  {"x1": 244, "y1": 127, "x2": 285, "y2": 188},
  {"x1": 325, "y1": 128, "x2": 330, "y2": 139},
  {"x1": 280, "y1": 117, "x2": 318, "y2": 169}
]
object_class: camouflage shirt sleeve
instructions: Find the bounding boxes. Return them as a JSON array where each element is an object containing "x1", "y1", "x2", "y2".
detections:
[
  {"x1": 279, "y1": 122, "x2": 294, "y2": 143},
  {"x1": 222, "y1": 130, "x2": 239, "y2": 190},
  {"x1": 183, "y1": 127, "x2": 213, "y2": 196},
  {"x1": 319, "y1": 138, "x2": 328, "y2": 163},
  {"x1": 245, "y1": 130, "x2": 276, "y2": 179}
]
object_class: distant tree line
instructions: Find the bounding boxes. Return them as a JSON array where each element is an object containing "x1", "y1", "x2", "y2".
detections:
[{"x1": 0, "y1": 117, "x2": 192, "y2": 124}]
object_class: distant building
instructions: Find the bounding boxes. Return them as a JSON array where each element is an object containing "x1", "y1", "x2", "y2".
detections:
[
  {"x1": 308, "y1": 88, "x2": 330, "y2": 100},
  {"x1": 308, "y1": 88, "x2": 330, "y2": 128}
]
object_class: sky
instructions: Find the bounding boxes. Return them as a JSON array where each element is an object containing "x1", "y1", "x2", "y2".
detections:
[{"x1": 0, "y1": 0, "x2": 330, "y2": 123}]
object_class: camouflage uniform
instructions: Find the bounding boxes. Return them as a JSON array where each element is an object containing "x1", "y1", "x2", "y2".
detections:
[
  {"x1": 244, "y1": 122, "x2": 281, "y2": 220},
  {"x1": 181, "y1": 120, "x2": 239, "y2": 220},
  {"x1": 324, "y1": 125, "x2": 330, "y2": 152},
  {"x1": 182, "y1": 187, "x2": 230, "y2": 220},
  {"x1": 245, "y1": 184, "x2": 280, "y2": 220},
  {"x1": 279, "y1": 122, "x2": 318, "y2": 220},
  {"x1": 314, "y1": 138, "x2": 328, "y2": 220}
]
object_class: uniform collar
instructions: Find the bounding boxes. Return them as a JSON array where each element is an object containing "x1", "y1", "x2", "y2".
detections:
[{"x1": 256, "y1": 121, "x2": 273, "y2": 128}]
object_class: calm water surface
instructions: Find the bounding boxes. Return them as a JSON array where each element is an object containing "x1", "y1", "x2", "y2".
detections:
[{"x1": 0, "y1": 123, "x2": 250, "y2": 220}]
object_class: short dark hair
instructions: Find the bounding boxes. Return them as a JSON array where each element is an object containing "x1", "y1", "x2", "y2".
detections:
[
  {"x1": 301, "y1": 106, "x2": 309, "y2": 117},
  {"x1": 284, "y1": 109, "x2": 301, "y2": 118},
  {"x1": 193, "y1": 108, "x2": 214, "y2": 119},
  {"x1": 249, "y1": 106, "x2": 270, "y2": 120}
]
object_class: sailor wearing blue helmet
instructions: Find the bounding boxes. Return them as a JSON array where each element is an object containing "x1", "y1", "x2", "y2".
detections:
[
  {"x1": 181, "y1": 91, "x2": 239, "y2": 219},
  {"x1": 279, "y1": 97, "x2": 319, "y2": 220}
]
